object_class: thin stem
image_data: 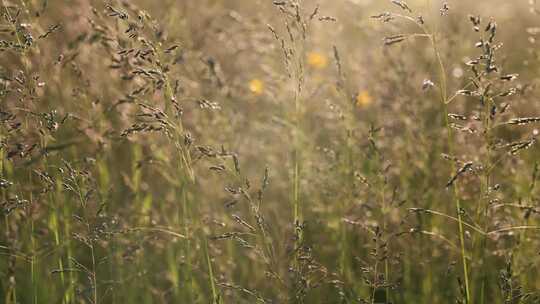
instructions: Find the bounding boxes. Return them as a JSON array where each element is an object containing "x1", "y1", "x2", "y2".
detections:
[
  {"x1": 487, "y1": 226, "x2": 540, "y2": 235},
  {"x1": 411, "y1": 209, "x2": 486, "y2": 235},
  {"x1": 204, "y1": 235, "x2": 219, "y2": 303},
  {"x1": 90, "y1": 244, "x2": 98, "y2": 304},
  {"x1": 423, "y1": 3, "x2": 471, "y2": 300}
]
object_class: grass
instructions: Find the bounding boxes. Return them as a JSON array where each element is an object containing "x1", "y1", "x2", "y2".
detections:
[{"x1": 1, "y1": 0, "x2": 540, "y2": 303}]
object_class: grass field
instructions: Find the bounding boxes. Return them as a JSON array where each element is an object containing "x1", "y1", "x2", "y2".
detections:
[{"x1": 1, "y1": 0, "x2": 540, "y2": 303}]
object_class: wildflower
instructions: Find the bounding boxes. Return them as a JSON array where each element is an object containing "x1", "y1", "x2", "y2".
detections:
[
  {"x1": 356, "y1": 90, "x2": 372, "y2": 108},
  {"x1": 307, "y1": 51, "x2": 328, "y2": 69},
  {"x1": 249, "y1": 79, "x2": 264, "y2": 95}
]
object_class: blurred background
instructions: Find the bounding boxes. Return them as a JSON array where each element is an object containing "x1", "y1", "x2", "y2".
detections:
[{"x1": 1, "y1": 0, "x2": 540, "y2": 303}]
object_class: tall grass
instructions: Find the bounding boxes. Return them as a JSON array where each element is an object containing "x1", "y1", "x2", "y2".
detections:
[{"x1": 1, "y1": 0, "x2": 540, "y2": 303}]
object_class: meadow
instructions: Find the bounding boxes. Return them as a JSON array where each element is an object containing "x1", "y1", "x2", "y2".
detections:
[{"x1": 1, "y1": 0, "x2": 540, "y2": 303}]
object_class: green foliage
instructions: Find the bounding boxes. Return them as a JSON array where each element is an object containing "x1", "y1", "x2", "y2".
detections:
[{"x1": 1, "y1": 0, "x2": 539, "y2": 303}]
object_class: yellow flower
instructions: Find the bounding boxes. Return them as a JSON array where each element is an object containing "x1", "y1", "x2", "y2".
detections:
[
  {"x1": 249, "y1": 79, "x2": 264, "y2": 95},
  {"x1": 356, "y1": 90, "x2": 372, "y2": 108},
  {"x1": 307, "y1": 52, "x2": 328, "y2": 69}
]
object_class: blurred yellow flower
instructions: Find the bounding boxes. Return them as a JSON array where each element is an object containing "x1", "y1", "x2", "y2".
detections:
[
  {"x1": 249, "y1": 79, "x2": 264, "y2": 95},
  {"x1": 307, "y1": 52, "x2": 328, "y2": 69},
  {"x1": 356, "y1": 90, "x2": 372, "y2": 108}
]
